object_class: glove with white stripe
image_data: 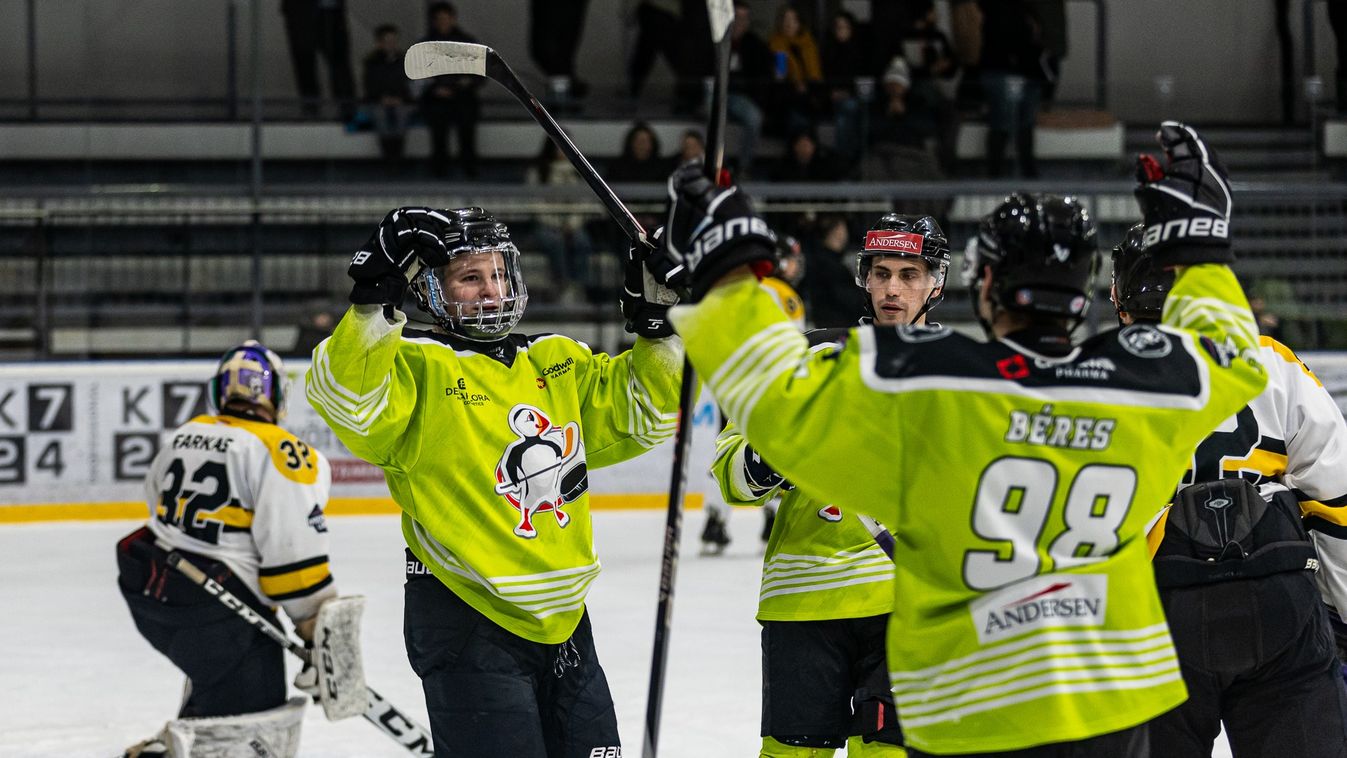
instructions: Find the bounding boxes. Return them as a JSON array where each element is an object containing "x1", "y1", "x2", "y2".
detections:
[
  {"x1": 645, "y1": 161, "x2": 777, "y2": 302},
  {"x1": 348, "y1": 207, "x2": 454, "y2": 305},
  {"x1": 1133, "y1": 122, "x2": 1233, "y2": 266},
  {"x1": 621, "y1": 230, "x2": 680, "y2": 338}
]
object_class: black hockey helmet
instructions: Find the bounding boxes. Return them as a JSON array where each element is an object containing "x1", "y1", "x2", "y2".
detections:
[
  {"x1": 856, "y1": 213, "x2": 950, "y2": 323},
  {"x1": 1111, "y1": 222, "x2": 1172, "y2": 322},
  {"x1": 967, "y1": 193, "x2": 1098, "y2": 326},
  {"x1": 775, "y1": 233, "x2": 805, "y2": 287},
  {"x1": 409, "y1": 207, "x2": 529, "y2": 342}
]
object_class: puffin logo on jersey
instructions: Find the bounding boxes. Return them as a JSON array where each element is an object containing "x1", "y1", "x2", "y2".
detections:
[
  {"x1": 1119, "y1": 324, "x2": 1173, "y2": 359},
  {"x1": 972, "y1": 574, "x2": 1108, "y2": 644},
  {"x1": 493, "y1": 404, "x2": 589, "y2": 539}
]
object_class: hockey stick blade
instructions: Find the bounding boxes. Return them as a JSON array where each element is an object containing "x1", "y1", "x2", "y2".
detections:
[
  {"x1": 403, "y1": 40, "x2": 486, "y2": 79},
  {"x1": 405, "y1": 41, "x2": 648, "y2": 247}
]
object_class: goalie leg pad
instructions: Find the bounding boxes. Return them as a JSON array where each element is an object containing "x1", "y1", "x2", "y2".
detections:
[
  {"x1": 164, "y1": 696, "x2": 306, "y2": 758},
  {"x1": 312, "y1": 595, "x2": 368, "y2": 721}
]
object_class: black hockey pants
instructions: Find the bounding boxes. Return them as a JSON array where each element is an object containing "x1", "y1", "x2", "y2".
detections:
[
  {"x1": 404, "y1": 550, "x2": 620, "y2": 758},
  {"x1": 116, "y1": 526, "x2": 287, "y2": 718}
]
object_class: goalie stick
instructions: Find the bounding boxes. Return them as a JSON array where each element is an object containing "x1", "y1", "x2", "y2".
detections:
[
  {"x1": 642, "y1": 3, "x2": 734, "y2": 758},
  {"x1": 404, "y1": 41, "x2": 649, "y2": 247},
  {"x1": 159, "y1": 549, "x2": 435, "y2": 757}
]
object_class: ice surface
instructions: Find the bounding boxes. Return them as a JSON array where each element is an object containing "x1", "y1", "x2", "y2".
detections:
[{"x1": 0, "y1": 512, "x2": 1232, "y2": 757}]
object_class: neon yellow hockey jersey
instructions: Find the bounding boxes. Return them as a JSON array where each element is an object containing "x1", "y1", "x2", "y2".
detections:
[
  {"x1": 713, "y1": 330, "x2": 894, "y2": 622},
  {"x1": 308, "y1": 305, "x2": 682, "y2": 643},
  {"x1": 672, "y1": 264, "x2": 1266, "y2": 753}
]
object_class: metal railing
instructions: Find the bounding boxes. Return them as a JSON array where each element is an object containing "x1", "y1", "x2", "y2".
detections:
[{"x1": 1, "y1": 180, "x2": 1344, "y2": 359}]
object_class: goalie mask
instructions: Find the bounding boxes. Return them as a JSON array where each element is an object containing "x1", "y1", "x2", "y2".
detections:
[
  {"x1": 1111, "y1": 222, "x2": 1172, "y2": 322},
  {"x1": 208, "y1": 340, "x2": 288, "y2": 421},
  {"x1": 855, "y1": 213, "x2": 950, "y2": 324},
  {"x1": 409, "y1": 207, "x2": 529, "y2": 342},
  {"x1": 967, "y1": 193, "x2": 1098, "y2": 332}
]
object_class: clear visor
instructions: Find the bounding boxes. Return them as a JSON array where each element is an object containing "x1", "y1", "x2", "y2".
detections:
[{"x1": 857, "y1": 255, "x2": 946, "y2": 292}]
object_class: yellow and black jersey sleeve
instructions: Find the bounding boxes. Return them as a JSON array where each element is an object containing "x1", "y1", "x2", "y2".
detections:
[{"x1": 258, "y1": 555, "x2": 335, "y2": 601}]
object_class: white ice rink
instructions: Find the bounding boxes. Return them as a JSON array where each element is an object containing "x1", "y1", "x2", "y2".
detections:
[{"x1": 1, "y1": 511, "x2": 1233, "y2": 757}]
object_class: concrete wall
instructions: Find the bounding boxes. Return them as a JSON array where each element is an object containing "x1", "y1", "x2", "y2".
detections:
[{"x1": 0, "y1": 0, "x2": 1338, "y2": 123}]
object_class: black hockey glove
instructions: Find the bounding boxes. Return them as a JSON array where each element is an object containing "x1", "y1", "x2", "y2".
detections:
[
  {"x1": 1133, "y1": 121, "x2": 1233, "y2": 266},
  {"x1": 743, "y1": 443, "x2": 787, "y2": 498},
  {"x1": 621, "y1": 230, "x2": 680, "y2": 338},
  {"x1": 348, "y1": 207, "x2": 455, "y2": 305},
  {"x1": 645, "y1": 161, "x2": 777, "y2": 302}
]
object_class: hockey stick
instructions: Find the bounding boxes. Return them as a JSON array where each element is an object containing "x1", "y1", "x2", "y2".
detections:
[
  {"x1": 404, "y1": 41, "x2": 648, "y2": 247},
  {"x1": 856, "y1": 513, "x2": 897, "y2": 561},
  {"x1": 642, "y1": 3, "x2": 734, "y2": 757},
  {"x1": 160, "y1": 550, "x2": 435, "y2": 757}
]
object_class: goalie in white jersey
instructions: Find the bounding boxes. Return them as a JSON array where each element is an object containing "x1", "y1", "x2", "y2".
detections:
[
  {"x1": 1113, "y1": 227, "x2": 1347, "y2": 757},
  {"x1": 116, "y1": 341, "x2": 337, "y2": 757}
]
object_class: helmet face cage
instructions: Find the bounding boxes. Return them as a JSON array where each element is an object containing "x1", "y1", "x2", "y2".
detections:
[
  {"x1": 407, "y1": 209, "x2": 529, "y2": 342},
  {"x1": 208, "y1": 340, "x2": 287, "y2": 420},
  {"x1": 411, "y1": 243, "x2": 529, "y2": 341},
  {"x1": 1112, "y1": 222, "x2": 1172, "y2": 321},
  {"x1": 969, "y1": 193, "x2": 1098, "y2": 324}
]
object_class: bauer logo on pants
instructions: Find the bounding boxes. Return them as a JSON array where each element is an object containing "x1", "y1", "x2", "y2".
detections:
[{"x1": 493, "y1": 404, "x2": 587, "y2": 539}]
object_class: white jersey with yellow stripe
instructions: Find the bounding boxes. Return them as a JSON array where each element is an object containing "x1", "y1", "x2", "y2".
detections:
[
  {"x1": 144, "y1": 412, "x2": 337, "y2": 621},
  {"x1": 1178, "y1": 335, "x2": 1347, "y2": 614}
]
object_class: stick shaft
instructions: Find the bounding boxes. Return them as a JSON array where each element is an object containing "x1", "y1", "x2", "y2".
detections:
[{"x1": 162, "y1": 549, "x2": 435, "y2": 756}]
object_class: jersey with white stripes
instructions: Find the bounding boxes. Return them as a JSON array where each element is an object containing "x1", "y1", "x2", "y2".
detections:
[
  {"x1": 670, "y1": 264, "x2": 1266, "y2": 753},
  {"x1": 307, "y1": 305, "x2": 683, "y2": 644},
  {"x1": 713, "y1": 328, "x2": 893, "y2": 621},
  {"x1": 145, "y1": 412, "x2": 337, "y2": 622},
  {"x1": 1148, "y1": 335, "x2": 1347, "y2": 615}
]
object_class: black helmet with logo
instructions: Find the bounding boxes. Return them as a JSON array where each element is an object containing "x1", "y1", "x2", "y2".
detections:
[
  {"x1": 855, "y1": 214, "x2": 950, "y2": 323},
  {"x1": 967, "y1": 193, "x2": 1098, "y2": 326},
  {"x1": 1111, "y1": 222, "x2": 1172, "y2": 322},
  {"x1": 408, "y1": 207, "x2": 529, "y2": 341}
]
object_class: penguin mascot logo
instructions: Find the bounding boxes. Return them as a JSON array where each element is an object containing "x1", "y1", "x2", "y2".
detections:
[{"x1": 494, "y1": 404, "x2": 588, "y2": 538}]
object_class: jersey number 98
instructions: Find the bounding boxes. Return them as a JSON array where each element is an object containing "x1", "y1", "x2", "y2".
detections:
[{"x1": 962, "y1": 457, "x2": 1137, "y2": 591}]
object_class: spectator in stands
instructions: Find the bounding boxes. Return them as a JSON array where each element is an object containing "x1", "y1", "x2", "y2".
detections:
[
  {"x1": 675, "y1": 129, "x2": 706, "y2": 167},
  {"x1": 898, "y1": 1, "x2": 959, "y2": 170},
  {"x1": 804, "y1": 215, "x2": 866, "y2": 327},
  {"x1": 768, "y1": 4, "x2": 825, "y2": 136},
  {"x1": 526, "y1": 138, "x2": 595, "y2": 302},
  {"x1": 727, "y1": 0, "x2": 772, "y2": 176},
  {"x1": 977, "y1": 0, "x2": 1045, "y2": 177},
  {"x1": 281, "y1": 0, "x2": 357, "y2": 120},
  {"x1": 362, "y1": 24, "x2": 411, "y2": 162},
  {"x1": 821, "y1": 11, "x2": 868, "y2": 166},
  {"x1": 530, "y1": 0, "x2": 591, "y2": 99},
  {"x1": 628, "y1": 0, "x2": 685, "y2": 100},
  {"x1": 1330, "y1": 0, "x2": 1347, "y2": 113},
  {"x1": 420, "y1": 2, "x2": 484, "y2": 179},
  {"x1": 864, "y1": 57, "x2": 943, "y2": 180},
  {"x1": 772, "y1": 128, "x2": 841, "y2": 182},
  {"x1": 606, "y1": 122, "x2": 667, "y2": 183},
  {"x1": 1027, "y1": 0, "x2": 1066, "y2": 107}
]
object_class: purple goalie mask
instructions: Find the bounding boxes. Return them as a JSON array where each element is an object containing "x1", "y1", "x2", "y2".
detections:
[{"x1": 209, "y1": 340, "x2": 288, "y2": 419}]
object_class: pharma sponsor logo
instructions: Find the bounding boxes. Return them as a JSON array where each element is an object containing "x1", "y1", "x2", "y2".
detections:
[
  {"x1": 864, "y1": 229, "x2": 924, "y2": 254},
  {"x1": 1119, "y1": 324, "x2": 1173, "y2": 359},
  {"x1": 540, "y1": 357, "x2": 575, "y2": 382},
  {"x1": 972, "y1": 574, "x2": 1108, "y2": 644},
  {"x1": 1038, "y1": 355, "x2": 1116, "y2": 382},
  {"x1": 445, "y1": 377, "x2": 492, "y2": 406}
]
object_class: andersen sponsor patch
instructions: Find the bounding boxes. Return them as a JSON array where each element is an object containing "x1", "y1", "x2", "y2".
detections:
[{"x1": 971, "y1": 573, "x2": 1107, "y2": 645}]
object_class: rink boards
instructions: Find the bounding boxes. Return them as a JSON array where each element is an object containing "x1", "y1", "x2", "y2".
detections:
[
  {"x1": 2, "y1": 352, "x2": 1345, "y2": 522},
  {"x1": 0, "y1": 359, "x2": 721, "y2": 521}
]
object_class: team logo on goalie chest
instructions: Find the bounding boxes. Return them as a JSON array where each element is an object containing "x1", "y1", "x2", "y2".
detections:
[{"x1": 493, "y1": 404, "x2": 589, "y2": 538}]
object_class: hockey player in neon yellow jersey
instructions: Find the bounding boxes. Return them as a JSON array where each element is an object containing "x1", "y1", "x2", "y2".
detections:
[
  {"x1": 307, "y1": 207, "x2": 683, "y2": 757},
  {"x1": 1111, "y1": 225, "x2": 1347, "y2": 757},
  {"x1": 644, "y1": 122, "x2": 1268, "y2": 755},
  {"x1": 713, "y1": 214, "x2": 951, "y2": 757}
]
